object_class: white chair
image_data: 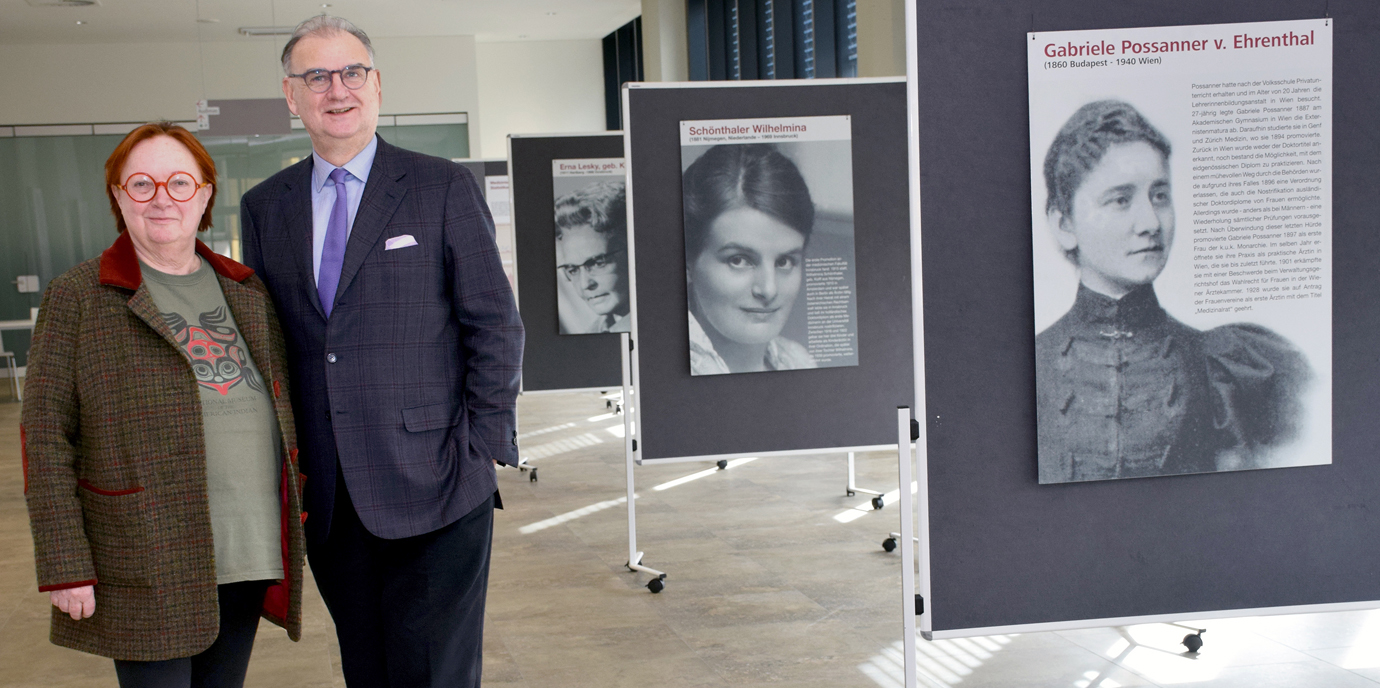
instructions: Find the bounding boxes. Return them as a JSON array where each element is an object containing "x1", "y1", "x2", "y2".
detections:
[{"x1": 0, "y1": 351, "x2": 16, "y2": 402}]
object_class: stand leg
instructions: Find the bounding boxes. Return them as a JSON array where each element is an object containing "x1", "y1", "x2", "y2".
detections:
[
  {"x1": 896, "y1": 407, "x2": 919, "y2": 688},
  {"x1": 621, "y1": 332, "x2": 666, "y2": 592},
  {"x1": 847, "y1": 451, "x2": 885, "y2": 500}
]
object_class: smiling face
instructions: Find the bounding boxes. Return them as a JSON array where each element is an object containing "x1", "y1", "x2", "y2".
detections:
[
  {"x1": 557, "y1": 225, "x2": 628, "y2": 317},
  {"x1": 1050, "y1": 141, "x2": 1174, "y2": 297},
  {"x1": 282, "y1": 31, "x2": 381, "y2": 163},
  {"x1": 689, "y1": 206, "x2": 806, "y2": 346},
  {"x1": 115, "y1": 135, "x2": 211, "y2": 259}
]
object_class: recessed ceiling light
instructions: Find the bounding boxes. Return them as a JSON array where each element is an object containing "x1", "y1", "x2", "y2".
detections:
[
  {"x1": 238, "y1": 26, "x2": 294, "y2": 36},
  {"x1": 545, "y1": 11, "x2": 557, "y2": 15},
  {"x1": 75, "y1": 20, "x2": 85, "y2": 24},
  {"x1": 321, "y1": 3, "x2": 331, "y2": 7}
]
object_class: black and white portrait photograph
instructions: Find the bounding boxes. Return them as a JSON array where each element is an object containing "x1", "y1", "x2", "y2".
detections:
[
  {"x1": 679, "y1": 115, "x2": 859, "y2": 376},
  {"x1": 552, "y1": 158, "x2": 629, "y2": 335},
  {"x1": 1028, "y1": 22, "x2": 1333, "y2": 484}
]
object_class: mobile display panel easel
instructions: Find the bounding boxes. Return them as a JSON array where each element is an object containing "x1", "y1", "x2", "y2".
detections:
[
  {"x1": 619, "y1": 78, "x2": 917, "y2": 610},
  {"x1": 508, "y1": 133, "x2": 629, "y2": 396},
  {"x1": 907, "y1": 0, "x2": 1380, "y2": 655}
]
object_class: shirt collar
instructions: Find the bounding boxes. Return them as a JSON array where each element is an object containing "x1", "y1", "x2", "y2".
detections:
[{"x1": 311, "y1": 135, "x2": 378, "y2": 193}]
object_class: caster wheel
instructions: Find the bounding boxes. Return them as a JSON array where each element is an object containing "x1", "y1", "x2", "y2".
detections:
[
  {"x1": 872, "y1": 496, "x2": 885, "y2": 510},
  {"x1": 529, "y1": 468, "x2": 538, "y2": 482},
  {"x1": 1182, "y1": 632, "x2": 1204, "y2": 653},
  {"x1": 847, "y1": 489, "x2": 856, "y2": 497},
  {"x1": 647, "y1": 578, "x2": 664, "y2": 593},
  {"x1": 606, "y1": 400, "x2": 613, "y2": 409},
  {"x1": 716, "y1": 460, "x2": 728, "y2": 470},
  {"x1": 882, "y1": 538, "x2": 897, "y2": 552}
]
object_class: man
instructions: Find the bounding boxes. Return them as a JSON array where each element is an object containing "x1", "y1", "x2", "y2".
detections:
[
  {"x1": 239, "y1": 15, "x2": 522, "y2": 687},
  {"x1": 553, "y1": 181, "x2": 630, "y2": 333}
]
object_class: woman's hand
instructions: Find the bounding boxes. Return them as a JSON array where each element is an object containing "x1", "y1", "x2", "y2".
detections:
[{"x1": 50, "y1": 586, "x2": 96, "y2": 620}]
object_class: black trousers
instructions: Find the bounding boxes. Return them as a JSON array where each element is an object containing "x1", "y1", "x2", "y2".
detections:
[
  {"x1": 113, "y1": 580, "x2": 269, "y2": 688},
  {"x1": 309, "y1": 472, "x2": 495, "y2": 688}
]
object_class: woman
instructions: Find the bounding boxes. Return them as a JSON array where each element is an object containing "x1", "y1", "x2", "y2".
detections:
[
  {"x1": 554, "y1": 181, "x2": 631, "y2": 334},
  {"x1": 1036, "y1": 100, "x2": 1309, "y2": 484},
  {"x1": 22, "y1": 122, "x2": 305, "y2": 686},
  {"x1": 682, "y1": 143, "x2": 817, "y2": 375}
]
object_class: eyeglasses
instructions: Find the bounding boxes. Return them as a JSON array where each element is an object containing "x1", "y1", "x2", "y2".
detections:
[
  {"x1": 117, "y1": 172, "x2": 211, "y2": 203},
  {"x1": 287, "y1": 65, "x2": 375, "y2": 93},
  {"x1": 558, "y1": 250, "x2": 625, "y2": 282}
]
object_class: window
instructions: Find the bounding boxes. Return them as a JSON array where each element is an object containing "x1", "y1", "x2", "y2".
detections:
[{"x1": 689, "y1": 0, "x2": 856, "y2": 81}]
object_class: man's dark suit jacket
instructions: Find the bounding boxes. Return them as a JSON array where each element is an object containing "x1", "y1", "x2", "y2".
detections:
[{"x1": 240, "y1": 136, "x2": 523, "y2": 545}]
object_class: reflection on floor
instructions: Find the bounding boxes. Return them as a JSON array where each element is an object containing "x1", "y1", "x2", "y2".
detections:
[{"x1": 0, "y1": 392, "x2": 1377, "y2": 687}]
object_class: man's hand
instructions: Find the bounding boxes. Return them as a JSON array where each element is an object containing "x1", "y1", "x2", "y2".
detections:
[{"x1": 50, "y1": 586, "x2": 95, "y2": 620}]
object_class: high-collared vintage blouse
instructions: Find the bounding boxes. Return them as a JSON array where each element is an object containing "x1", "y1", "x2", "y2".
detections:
[{"x1": 1035, "y1": 284, "x2": 1309, "y2": 484}]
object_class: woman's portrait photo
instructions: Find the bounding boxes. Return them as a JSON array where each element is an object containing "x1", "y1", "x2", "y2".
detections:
[
  {"x1": 552, "y1": 170, "x2": 630, "y2": 335},
  {"x1": 679, "y1": 131, "x2": 859, "y2": 377},
  {"x1": 1032, "y1": 99, "x2": 1317, "y2": 484}
]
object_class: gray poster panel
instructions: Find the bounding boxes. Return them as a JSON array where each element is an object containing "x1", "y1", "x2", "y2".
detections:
[
  {"x1": 625, "y1": 80, "x2": 913, "y2": 461},
  {"x1": 510, "y1": 134, "x2": 625, "y2": 392},
  {"x1": 916, "y1": 0, "x2": 1379, "y2": 636}
]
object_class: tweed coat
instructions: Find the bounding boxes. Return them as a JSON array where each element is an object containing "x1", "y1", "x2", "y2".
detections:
[
  {"x1": 22, "y1": 231, "x2": 306, "y2": 661},
  {"x1": 240, "y1": 136, "x2": 523, "y2": 546}
]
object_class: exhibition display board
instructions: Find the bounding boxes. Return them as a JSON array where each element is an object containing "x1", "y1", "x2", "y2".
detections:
[
  {"x1": 911, "y1": 0, "x2": 1377, "y2": 639},
  {"x1": 623, "y1": 79, "x2": 915, "y2": 463},
  {"x1": 509, "y1": 134, "x2": 627, "y2": 392}
]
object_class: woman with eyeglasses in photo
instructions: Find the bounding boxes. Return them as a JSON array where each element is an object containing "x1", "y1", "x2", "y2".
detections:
[
  {"x1": 22, "y1": 122, "x2": 305, "y2": 687},
  {"x1": 554, "y1": 181, "x2": 631, "y2": 333},
  {"x1": 1036, "y1": 101, "x2": 1309, "y2": 484},
  {"x1": 683, "y1": 143, "x2": 817, "y2": 375}
]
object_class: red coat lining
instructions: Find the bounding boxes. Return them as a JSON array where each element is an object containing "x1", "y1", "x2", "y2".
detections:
[{"x1": 261, "y1": 447, "x2": 301, "y2": 622}]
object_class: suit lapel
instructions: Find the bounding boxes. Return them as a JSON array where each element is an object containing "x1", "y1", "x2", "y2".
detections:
[
  {"x1": 335, "y1": 139, "x2": 406, "y2": 304},
  {"x1": 220, "y1": 277, "x2": 274, "y2": 386},
  {"x1": 279, "y1": 161, "x2": 326, "y2": 321},
  {"x1": 126, "y1": 284, "x2": 186, "y2": 356}
]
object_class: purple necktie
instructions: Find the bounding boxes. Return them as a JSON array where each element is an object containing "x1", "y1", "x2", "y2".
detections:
[{"x1": 318, "y1": 167, "x2": 350, "y2": 318}]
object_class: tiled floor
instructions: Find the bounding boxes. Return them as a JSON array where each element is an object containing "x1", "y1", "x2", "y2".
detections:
[{"x1": 1, "y1": 391, "x2": 1378, "y2": 687}]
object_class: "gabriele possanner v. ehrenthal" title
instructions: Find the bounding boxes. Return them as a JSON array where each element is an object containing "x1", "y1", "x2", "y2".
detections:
[
  {"x1": 1043, "y1": 29, "x2": 1317, "y2": 58},
  {"x1": 686, "y1": 122, "x2": 809, "y2": 137}
]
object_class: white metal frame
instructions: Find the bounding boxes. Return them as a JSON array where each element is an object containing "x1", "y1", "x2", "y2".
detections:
[
  {"x1": 507, "y1": 131, "x2": 627, "y2": 397},
  {"x1": 619, "y1": 77, "x2": 913, "y2": 596},
  {"x1": 903, "y1": 0, "x2": 931, "y2": 661},
  {"x1": 931, "y1": 600, "x2": 1380, "y2": 639},
  {"x1": 901, "y1": 0, "x2": 1377, "y2": 660}
]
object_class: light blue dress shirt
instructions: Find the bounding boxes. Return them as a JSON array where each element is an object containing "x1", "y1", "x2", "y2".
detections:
[{"x1": 310, "y1": 135, "x2": 378, "y2": 286}]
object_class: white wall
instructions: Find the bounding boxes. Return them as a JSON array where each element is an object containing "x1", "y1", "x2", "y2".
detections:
[
  {"x1": 0, "y1": 35, "x2": 482, "y2": 152},
  {"x1": 475, "y1": 40, "x2": 606, "y2": 159},
  {"x1": 641, "y1": 0, "x2": 689, "y2": 82},
  {"x1": 857, "y1": 0, "x2": 907, "y2": 78}
]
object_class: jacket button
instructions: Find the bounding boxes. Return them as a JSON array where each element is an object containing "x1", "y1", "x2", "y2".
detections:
[{"x1": 327, "y1": 353, "x2": 337, "y2": 363}]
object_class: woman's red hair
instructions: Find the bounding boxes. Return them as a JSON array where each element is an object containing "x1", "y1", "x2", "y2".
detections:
[{"x1": 104, "y1": 122, "x2": 218, "y2": 233}]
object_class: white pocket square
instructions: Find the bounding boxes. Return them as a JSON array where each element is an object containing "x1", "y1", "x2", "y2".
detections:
[{"x1": 385, "y1": 235, "x2": 419, "y2": 250}]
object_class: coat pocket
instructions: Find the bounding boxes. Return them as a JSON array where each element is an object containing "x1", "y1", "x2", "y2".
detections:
[
  {"x1": 401, "y1": 401, "x2": 460, "y2": 433},
  {"x1": 78, "y1": 484, "x2": 152, "y2": 587}
]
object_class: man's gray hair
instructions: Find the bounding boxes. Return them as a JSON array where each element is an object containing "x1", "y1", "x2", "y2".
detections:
[{"x1": 280, "y1": 15, "x2": 375, "y2": 74}]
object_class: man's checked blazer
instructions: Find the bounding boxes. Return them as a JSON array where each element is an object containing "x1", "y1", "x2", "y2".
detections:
[{"x1": 240, "y1": 135, "x2": 523, "y2": 546}]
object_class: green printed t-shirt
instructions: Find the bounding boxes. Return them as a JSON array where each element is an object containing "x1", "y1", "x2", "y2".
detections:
[{"x1": 141, "y1": 259, "x2": 284, "y2": 584}]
